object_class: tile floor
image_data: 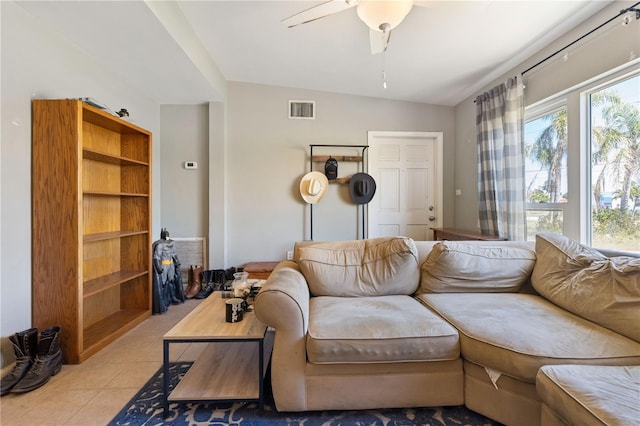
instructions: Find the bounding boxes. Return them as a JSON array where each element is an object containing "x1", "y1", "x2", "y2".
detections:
[{"x1": 0, "y1": 299, "x2": 203, "y2": 425}]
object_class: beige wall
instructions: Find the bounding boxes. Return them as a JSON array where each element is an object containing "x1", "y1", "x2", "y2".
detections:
[
  {"x1": 222, "y1": 82, "x2": 455, "y2": 267},
  {"x1": 160, "y1": 104, "x2": 209, "y2": 239},
  {"x1": 163, "y1": 84, "x2": 455, "y2": 269},
  {"x1": 453, "y1": 0, "x2": 640, "y2": 232}
]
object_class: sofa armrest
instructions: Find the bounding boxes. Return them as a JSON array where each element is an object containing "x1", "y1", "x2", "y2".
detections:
[
  {"x1": 253, "y1": 260, "x2": 310, "y2": 411},
  {"x1": 254, "y1": 260, "x2": 309, "y2": 333}
]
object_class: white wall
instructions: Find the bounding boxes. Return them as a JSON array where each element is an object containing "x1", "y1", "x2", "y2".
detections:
[
  {"x1": 223, "y1": 82, "x2": 455, "y2": 267},
  {"x1": 453, "y1": 0, "x2": 640, "y2": 232},
  {"x1": 0, "y1": 2, "x2": 162, "y2": 346}
]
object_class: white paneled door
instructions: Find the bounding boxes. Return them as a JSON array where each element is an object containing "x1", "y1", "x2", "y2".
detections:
[{"x1": 367, "y1": 131, "x2": 443, "y2": 241}]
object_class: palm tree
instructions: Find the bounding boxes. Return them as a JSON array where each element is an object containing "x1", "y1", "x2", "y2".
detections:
[
  {"x1": 526, "y1": 110, "x2": 567, "y2": 203},
  {"x1": 590, "y1": 92, "x2": 622, "y2": 213},
  {"x1": 630, "y1": 184, "x2": 640, "y2": 213},
  {"x1": 593, "y1": 94, "x2": 640, "y2": 212}
]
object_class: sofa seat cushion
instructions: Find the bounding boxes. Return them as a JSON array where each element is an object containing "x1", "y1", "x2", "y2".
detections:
[
  {"x1": 536, "y1": 365, "x2": 640, "y2": 425},
  {"x1": 417, "y1": 293, "x2": 640, "y2": 382},
  {"x1": 307, "y1": 295, "x2": 459, "y2": 364},
  {"x1": 297, "y1": 237, "x2": 420, "y2": 297},
  {"x1": 532, "y1": 232, "x2": 640, "y2": 341}
]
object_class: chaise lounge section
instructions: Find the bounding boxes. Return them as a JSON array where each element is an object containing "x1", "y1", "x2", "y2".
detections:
[
  {"x1": 254, "y1": 233, "x2": 640, "y2": 425},
  {"x1": 536, "y1": 364, "x2": 640, "y2": 425}
]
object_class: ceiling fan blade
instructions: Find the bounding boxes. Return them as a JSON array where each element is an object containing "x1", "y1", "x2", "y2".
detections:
[
  {"x1": 282, "y1": 0, "x2": 358, "y2": 28},
  {"x1": 369, "y1": 28, "x2": 391, "y2": 55}
]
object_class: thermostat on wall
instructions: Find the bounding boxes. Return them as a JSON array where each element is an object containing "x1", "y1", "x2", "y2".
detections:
[{"x1": 184, "y1": 161, "x2": 198, "y2": 169}]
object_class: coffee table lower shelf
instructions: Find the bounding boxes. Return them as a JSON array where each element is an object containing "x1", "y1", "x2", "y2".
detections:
[{"x1": 163, "y1": 331, "x2": 274, "y2": 416}]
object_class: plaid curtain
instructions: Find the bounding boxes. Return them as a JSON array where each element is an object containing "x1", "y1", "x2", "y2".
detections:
[{"x1": 476, "y1": 77, "x2": 526, "y2": 240}]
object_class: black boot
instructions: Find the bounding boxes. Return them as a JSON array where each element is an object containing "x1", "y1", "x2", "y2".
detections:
[
  {"x1": 0, "y1": 328, "x2": 38, "y2": 396},
  {"x1": 196, "y1": 269, "x2": 223, "y2": 299},
  {"x1": 11, "y1": 326, "x2": 63, "y2": 394}
]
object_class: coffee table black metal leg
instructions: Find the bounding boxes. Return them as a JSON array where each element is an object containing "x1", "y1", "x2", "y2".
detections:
[
  {"x1": 163, "y1": 340, "x2": 170, "y2": 418},
  {"x1": 258, "y1": 339, "x2": 264, "y2": 409}
]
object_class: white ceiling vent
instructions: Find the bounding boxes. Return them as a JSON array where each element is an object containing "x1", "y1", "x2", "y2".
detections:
[{"x1": 289, "y1": 100, "x2": 315, "y2": 119}]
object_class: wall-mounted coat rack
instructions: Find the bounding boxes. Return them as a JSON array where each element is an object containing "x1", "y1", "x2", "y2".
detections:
[{"x1": 308, "y1": 144, "x2": 369, "y2": 240}]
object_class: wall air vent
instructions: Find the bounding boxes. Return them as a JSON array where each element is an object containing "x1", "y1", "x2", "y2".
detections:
[{"x1": 289, "y1": 100, "x2": 315, "y2": 119}]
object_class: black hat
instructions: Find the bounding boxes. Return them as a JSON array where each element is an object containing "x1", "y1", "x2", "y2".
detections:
[
  {"x1": 325, "y1": 157, "x2": 338, "y2": 181},
  {"x1": 349, "y1": 173, "x2": 376, "y2": 204}
]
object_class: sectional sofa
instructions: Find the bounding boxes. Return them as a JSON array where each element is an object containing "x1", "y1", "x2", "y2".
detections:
[{"x1": 253, "y1": 233, "x2": 640, "y2": 425}]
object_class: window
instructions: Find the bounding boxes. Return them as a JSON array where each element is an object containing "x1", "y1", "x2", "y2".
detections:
[
  {"x1": 523, "y1": 67, "x2": 639, "y2": 254},
  {"x1": 588, "y1": 74, "x2": 640, "y2": 252},
  {"x1": 524, "y1": 105, "x2": 569, "y2": 241}
]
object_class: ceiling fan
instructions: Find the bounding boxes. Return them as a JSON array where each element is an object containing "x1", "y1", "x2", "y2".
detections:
[{"x1": 282, "y1": 0, "x2": 430, "y2": 55}]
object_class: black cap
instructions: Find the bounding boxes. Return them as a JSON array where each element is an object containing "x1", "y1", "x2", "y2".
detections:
[{"x1": 325, "y1": 157, "x2": 338, "y2": 181}]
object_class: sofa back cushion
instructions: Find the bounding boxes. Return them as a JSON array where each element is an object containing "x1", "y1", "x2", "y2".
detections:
[
  {"x1": 297, "y1": 237, "x2": 419, "y2": 297},
  {"x1": 418, "y1": 241, "x2": 536, "y2": 293},
  {"x1": 532, "y1": 232, "x2": 640, "y2": 342}
]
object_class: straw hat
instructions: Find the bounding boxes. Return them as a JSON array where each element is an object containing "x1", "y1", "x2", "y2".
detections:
[
  {"x1": 300, "y1": 171, "x2": 328, "y2": 204},
  {"x1": 349, "y1": 172, "x2": 377, "y2": 204}
]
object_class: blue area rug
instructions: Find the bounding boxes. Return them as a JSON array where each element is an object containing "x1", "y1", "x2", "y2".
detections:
[{"x1": 109, "y1": 362, "x2": 500, "y2": 425}]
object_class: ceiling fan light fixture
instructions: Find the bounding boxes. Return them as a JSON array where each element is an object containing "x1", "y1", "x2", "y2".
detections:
[{"x1": 356, "y1": 0, "x2": 414, "y2": 32}]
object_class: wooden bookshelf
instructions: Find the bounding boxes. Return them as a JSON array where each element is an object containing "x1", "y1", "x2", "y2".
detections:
[{"x1": 32, "y1": 99, "x2": 152, "y2": 363}]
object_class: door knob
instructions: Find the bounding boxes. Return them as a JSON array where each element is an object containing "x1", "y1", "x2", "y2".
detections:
[{"x1": 429, "y1": 216, "x2": 436, "y2": 221}]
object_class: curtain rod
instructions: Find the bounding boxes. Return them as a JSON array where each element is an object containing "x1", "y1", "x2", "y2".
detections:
[
  {"x1": 474, "y1": 3, "x2": 639, "y2": 103},
  {"x1": 521, "y1": 2, "x2": 640, "y2": 76}
]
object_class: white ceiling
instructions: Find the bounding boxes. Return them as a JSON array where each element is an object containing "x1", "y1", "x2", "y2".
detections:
[{"x1": 17, "y1": 0, "x2": 612, "y2": 106}]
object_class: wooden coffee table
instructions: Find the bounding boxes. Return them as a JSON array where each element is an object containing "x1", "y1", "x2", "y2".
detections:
[{"x1": 162, "y1": 292, "x2": 273, "y2": 417}]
